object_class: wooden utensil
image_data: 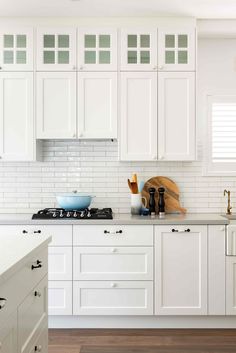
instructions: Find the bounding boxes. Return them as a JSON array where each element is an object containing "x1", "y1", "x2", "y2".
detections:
[
  {"x1": 141, "y1": 176, "x2": 186, "y2": 214},
  {"x1": 131, "y1": 182, "x2": 138, "y2": 194},
  {"x1": 127, "y1": 179, "x2": 133, "y2": 192}
]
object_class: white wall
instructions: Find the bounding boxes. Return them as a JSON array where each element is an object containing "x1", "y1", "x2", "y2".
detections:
[{"x1": 0, "y1": 35, "x2": 236, "y2": 214}]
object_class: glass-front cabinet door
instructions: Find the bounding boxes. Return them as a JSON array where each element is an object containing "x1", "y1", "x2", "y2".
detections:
[
  {"x1": 120, "y1": 28, "x2": 157, "y2": 71},
  {"x1": 36, "y1": 27, "x2": 76, "y2": 71},
  {"x1": 158, "y1": 28, "x2": 195, "y2": 71},
  {"x1": 0, "y1": 28, "x2": 33, "y2": 71},
  {"x1": 78, "y1": 28, "x2": 117, "y2": 71}
]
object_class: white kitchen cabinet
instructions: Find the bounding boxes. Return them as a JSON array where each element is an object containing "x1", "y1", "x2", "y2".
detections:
[
  {"x1": 73, "y1": 246, "x2": 153, "y2": 280},
  {"x1": 78, "y1": 28, "x2": 117, "y2": 71},
  {"x1": 36, "y1": 27, "x2": 76, "y2": 71},
  {"x1": 0, "y1": 72, "x2": 35, "y2": 161},
  {"x1": 226, "y1": 256, "x2": 236, "y2": 315},
  {"x1": 158, "y1": 28, "x2": 195, "y2": 71},
  {"x1": 158, "y1": 72, "x2": 196, "y2": 161},
  {"x1": 155, "y1": 225, "x2": 208, "y2": 315},
  {"x1": 49, "y1": 247, "x2": 72, "y2": 281},
  {"x1": 208, "y1": 225, "x2": 226, "y2": 315},
  {"x1": 120, "y1": 28, "x2": 157, "y2": 71},
  {"x1": 73, "y1": 281, "x2": 153, "y2": 315},
  {"x1": 0, "y1": 28, "x2": 33, "y2": 71},
  {"x1": 36, "y1": 71, "x2": 76, "y2": 139},
  {"x1": 78, "y1": 72, "x2": 117, "y2": 139},
  {"x1": 120, "y1": 71, "x2": 157, "y2": 161},
  {"x1": 0, "y1": 312, "x2": 17, "y2": 353},
  {"x1": 48, "y1": 281, "x2": 72, "y2": 316}
]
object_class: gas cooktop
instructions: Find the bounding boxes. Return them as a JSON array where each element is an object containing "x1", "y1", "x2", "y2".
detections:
[{"x1": 32, "y1": 208, "x2": 113, "y2": 220}]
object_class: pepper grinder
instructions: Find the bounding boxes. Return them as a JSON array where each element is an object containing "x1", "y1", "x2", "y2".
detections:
[
  {"x1": 148, "y1": 187, "x2": 156, "y2": 216},
  {"x1": 158, "y1": 187, "x2": 165, "y2": 217}
]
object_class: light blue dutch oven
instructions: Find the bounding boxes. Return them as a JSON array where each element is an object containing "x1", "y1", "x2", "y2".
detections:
[{"x1": 56, "y1": 191, "x2": 95, "y2": 210}]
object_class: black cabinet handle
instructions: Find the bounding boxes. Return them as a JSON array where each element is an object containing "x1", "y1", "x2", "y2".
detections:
[
  {"x1": 172, "y1": 228, "x2": 191, "y2": 233},
  {"x1": 116, "y1": 230, "x2": 123, "y2": 234},
  {"x1": 31, "y1": 260, "x2": 42, "y2": 270},
  {"x1": 22, "y1": 230, "x2": 28, "y2": 234},
  {"x1": 104, "y1": 230, "x2": 123, "y2": 234},
  {"x1": 33, "y1": 230, "x2": 41, "y2": 234},
  {"x1": 0, "y1": 298, "x2": 7, "y2": 309}
]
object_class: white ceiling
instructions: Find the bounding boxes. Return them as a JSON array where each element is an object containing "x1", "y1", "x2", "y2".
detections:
[{"x1": 0, "y1": 0, "x2": 236, "y2": 18}]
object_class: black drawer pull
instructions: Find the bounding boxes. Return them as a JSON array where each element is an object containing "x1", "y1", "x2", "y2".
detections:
[
  {"x1": 22, "y1": 230, "x2": 28, "y2": 234},
  {"x1": 172, "y1": 228, "x2": 191, "y2": 233},
  {"x1": 34, "y1": 346, "x2": 42, "y2": 352},
  {"x1": 104, "y1": 230, "x2": 123, "y2": 234},
  {"x1": 116, "y1": 230, "x2": 123, "y2": 234},
  {"x1": 33, "y1": 230, "x2": 41, "y2": 234},
  {"x1": 0, "y1": 298, "x2": 6, "y2": 309},
  {"x1": 31, "y1": 260, "x2": 42, "y2": 270}
]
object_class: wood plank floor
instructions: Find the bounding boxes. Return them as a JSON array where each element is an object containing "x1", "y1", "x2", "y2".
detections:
[{"x1": 49, "y1": 329, "x2": 236, "y2": 353}]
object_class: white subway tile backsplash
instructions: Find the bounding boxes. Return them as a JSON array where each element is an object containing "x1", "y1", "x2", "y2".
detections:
[{"x1": 0, "y1": 139, "x2": 233, "y2": 213}]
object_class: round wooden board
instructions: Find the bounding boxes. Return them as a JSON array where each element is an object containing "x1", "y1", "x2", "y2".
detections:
[{"x1": 141, "y1": 176, "x2": 186, "y2": 214}]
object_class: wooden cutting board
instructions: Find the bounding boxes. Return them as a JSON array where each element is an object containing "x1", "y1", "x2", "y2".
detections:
[{"x1": 141, "y1": 176, "x2": 186, "y2": 214}]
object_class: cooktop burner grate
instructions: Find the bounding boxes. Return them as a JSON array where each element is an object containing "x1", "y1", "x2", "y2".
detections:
[{"x1": 32, "y1": 208, "x2": 113, "y2": 220}]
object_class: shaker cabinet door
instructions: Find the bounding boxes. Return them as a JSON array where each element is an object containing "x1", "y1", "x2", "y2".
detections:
[
  {"x1": 0, "y1": 72, "x2": 34, "y2": 161},
  {"x1": 155, "y1": 225, "x2": 208, "y2": 315},
  {"x1": 36, "y1": 72, "x2": 76, "y2": 139},
  {"x1": 158, "y1": 71, "x2": 196, "y2": 161},
  {"x1": 78, "y1": 71, "x2": 117, "y2": 139},
  {"x1": 120, "y1": 71, "x2": 157, "y2": 161}
]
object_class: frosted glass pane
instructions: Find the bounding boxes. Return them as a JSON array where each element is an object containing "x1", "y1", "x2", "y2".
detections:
[
  {"x1": 44, "y1": 51, "x2": 55, "y2": 64},
  {"x1": 140, "y1": 35, "x2": 150, "y2": 48},
  {"x1": 140, "y1": 50, "x2": 150, "y2": 64},
  {"x1": 44, "y1": 35, "x2": 55, "y2": 48},
  {"x1": 178, "y1": 35, "x2": 188, "y2": 48},
  {"x1": 165, "y1": 51, "x2": 175, "y2": 64},
  {"x1": 85, "y1": 35, "x2": 96, "y2": 48},
  {"x1": 178, "y1": 50, "x2": 188, "y2": 64},
  {"x1": 4, "y1": 51, "x2": 14, "y2": 64},
  {"x1": 99, "y1": 35, "x2": 110, "y2": 48},
  {"x1": 128, "y1": 51, "x2": 137, "y2": 64},
  {"x1": 16, "y1": 51, "x2": 26, "y2": 64},
  {"x1": 99, "y1": 51, "x2": 110, "y2": 64},
  {"x1": 4, "y1": 35, "x2": 14, "y2": 48},
  {"x1": 165, "y1": 35, "x2": 175, "y2": 48},
  {"x1": 16, "y1": 35, "x2": 26, "y2": 48},
  {"x1": 85, "y1": 51, "x2": 96, "y2": 64},
  {"x1": 128, "y1": 35, "x2": 137, "y2": 48},
  {"x1": 58, "y1": 51, "x2": 69, "y2": 64},
  {"x1": 58, "y1": 35, "x2": 69, "y2": 48}
]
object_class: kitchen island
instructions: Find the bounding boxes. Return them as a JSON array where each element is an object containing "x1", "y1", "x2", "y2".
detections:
[{"x1": 0, "y1": 234, "x2": 51, "y2": 353}]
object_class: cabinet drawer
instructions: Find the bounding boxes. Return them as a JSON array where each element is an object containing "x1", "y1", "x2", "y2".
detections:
[
  {"x1": 49, "y1": 247, "x2": 72, "y2": 280},
  {"x1": 0, "y1": 248, "x2": 47, "y2": 325},
  {"x1": 0, "y1": 225, "x2": 72, "y2": 246},
  {"x1": 73, "y1": 281, "x2": 153, "y2": 315},
  {"x1": 73, "y1": 225, "x2": 153, "y2": 246},
  {"x1": 48, "y1": 281, "x2": 72, "y2": 316},
  {"x1": 22, "y1": 318, "x2": 47, "y2": 353},
  {"x1": 73, "y1": 247, "x2": 153, "y2": 280},
  {"x1": 18, "y1": 276, "x2": 47, "y2": 352}
]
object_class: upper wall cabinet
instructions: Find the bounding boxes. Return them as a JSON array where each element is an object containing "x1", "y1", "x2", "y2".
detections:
[
  {"x1": 158, "y1": 72, "x2": 196, "y2": 161},
  {"x1": 78, "y1": 28, "x2": 117, "y2": 71},
  {"x1": 78, "y1": 72, "x2": 117, "y2": 139},
  {"x1": 36, "y1": 27, "x2": 76, "y2": 71},
  {"x1": 120, "y1": 71, "x2": 157, "y2": 161},
  {"x1": 36, "y1": 72, "x2": 76, "y2": 138},
  {"x1": 120, "y1": 28, "x2": 157, "y2": 71},
  {"x1": 158, "y1": 28, "x2": 195, "y2": 71},
  {"x1": 0, "y1": 28, "x2": 33, "y2": 71},
  {"x1": 0, "y1": 72, "x2": 34, "y2": 161}
]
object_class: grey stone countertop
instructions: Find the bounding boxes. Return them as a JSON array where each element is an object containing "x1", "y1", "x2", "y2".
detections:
[{"x1": 0, "y1": 213, "x2": 229, "y2": 225}]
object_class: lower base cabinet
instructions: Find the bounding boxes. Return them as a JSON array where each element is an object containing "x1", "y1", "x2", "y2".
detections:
[
  {"x1": 226, "y1": 256, "x2": 236, "y2": 315},
  {"x1": 48, "y1": 281, "x2": 72, "y2": 316},
  {"x1": 0, "y1": 312, "x2": 17, "y2": 353},
  {"x1": 73, "y1": 281, "x2": 153, "y2": 315}
]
